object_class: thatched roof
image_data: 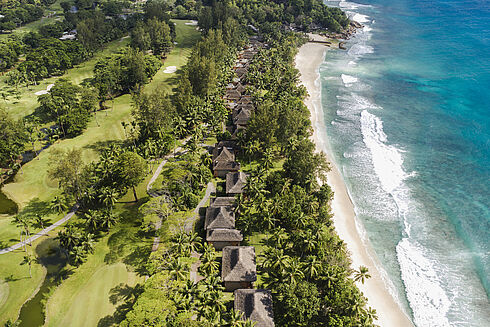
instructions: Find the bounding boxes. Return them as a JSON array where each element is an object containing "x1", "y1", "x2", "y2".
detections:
[
  {"x1": 210, "y1": 197, "x2": 236, "y2": 207},
  {"x1": 213, "y1": 146, "x2": 235, "y2": 163},
  {"x1": 206, "y1": 228, "x2": 243, "y2": 242},
  {"x1": 237, "y1": 96, "x2": 252, "y2": 105},
  {"x1": 205, "y1": 206, "x2": 235, "y2": 230},
  {"x1": 235, "y1": 68, "x2": 248, "y2": 78},
  {"x1": 236, "y1": 83, "x2": 247, "y2": 94},
  {"x1": 226, "y1": 172, "x2": 247, "y2": 194},
  {"x1": 213, "y1": 160, "x2": 241, "y2": 172},
  {"x1": 233, "y1": 106, "x2": 250, "y2": 120},
  {"x1": 234, "y1": 289, "x2": 274, "y2": 327},
  {"x1": 221, "y1": 246, "x2": 257, "y2": 282},
  {"x1": 242, "y1": 52, "x2": 254, "y2": 60},
  {"x1": 226, "y1": 89, "x2": 241, "y2": 100},
  {"x1": 234, "y1": 108, "x2": 251, "y2": 126}
]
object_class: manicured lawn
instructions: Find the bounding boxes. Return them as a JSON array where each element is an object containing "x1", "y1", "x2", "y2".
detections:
[
  {"x1": 0, "y1": 230, "x2": 55, "y2": 325},
  {"x1": 0, "y1": 19, "x2": 200, "y2": 325},
  {"x1": 145, "y1": 19, "x2": 201, "y2": 95},
  {"x1": 45, "y1": 173, "x2": 153, "y2": 327},
  {"x1": 0, "y1": 0, "x2": 64, "y2": 41},
  {"x1": 1, "y1": 94, "x2": 132, "y2": 248},
  {"x1": 2, "y1": 37, "x2": 131, "y2": 120}
]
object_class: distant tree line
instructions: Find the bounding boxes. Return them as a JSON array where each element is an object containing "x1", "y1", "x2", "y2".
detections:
[{"x1": 0, "y1": 0, "x2": 55, "y2": 31}]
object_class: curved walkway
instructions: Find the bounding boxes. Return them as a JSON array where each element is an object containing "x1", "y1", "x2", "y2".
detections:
[
  {"x1": 0, "y1": 139, "x2": 192, "y2": 255},
  {"x1": 147, "y1": 138, "x2": 191, "y2": 195},
  {"x1": 0, "y1": 204, "x2": 80, "y2": 255}
]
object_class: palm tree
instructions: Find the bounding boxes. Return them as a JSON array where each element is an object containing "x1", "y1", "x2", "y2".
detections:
[
  {"x1": 261, "y1": 147, "x2": 275, "y2": 171},
  {"x1": 285, "y1": 258, "x2": 305, "y2": 286},
  {"x1": 69, "y1": 246, "x2": 86, "y2": 266},
  {"x1": 34, "y1": 214, "x2": 45, "y2": 229},
  {"x1": 305, "y1": 256, "x2": 322, "y2": 280},
  {"x1": 56, "y1": 226, "x2": 80, "y2": 256},
  {"x1": 12, "y1": 215, "x2": 26, "y2": 247},
  {"x1": 243, "y1": 320, "x2": 256, "y2": 327},
  {"x1": 84, "y1": 210, "x2": 101, "y2": 231},
  {"x1": 50, "y1": 195, "x2": 67, "y2": 214},
  {"x1": 262, "y1": 248, "x2": 291, "y2": 275},
  {"x1": 199, "y1": 254, "x2": 219, "y2": 277},
  {"x1": 80, "y1": 233, "x2": 95, "y2": 253},
  {"x1": 12, "y1": 215, "x2": 33, "y2": 250},
  {"x1": 98, "y1": 187, "x2": 118, "y2": 211},
  {"x1": 20, "y1": 253, "x2": 35, "y2": 278},
  {"x1": 227, "y1": 309, "x2": 246, "y2": 327},
  {"x1": 168, "y1": 258, "x2": 189, "y2": 281},
  {"x1": 353, "y1": 266, "x2": 371, "y2": 284},
  {"x1": 100, "y1": 211, "x2": 117, "y2": 231},
  {"x1": 200, "y1": 275, "x2": 224, "y2": 293},
  {"x1": 188, "y1": 232, "x2": 202, "y2": 253},
  {"x1": 268, "y1": 228, "x2": 289, "y2": 249}
]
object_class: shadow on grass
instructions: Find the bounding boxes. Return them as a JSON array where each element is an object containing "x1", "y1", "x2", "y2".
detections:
[
  {"x1": 83, "y1": 140, "x2": 126, "y2": 155},
  {"x1": 18, "y1": 198, "x2": 53, "y2": 219},
  {"x1": 104, "y1": 206, "x2": 153, "y2": 275},
  {"x1": 96, "y1": 283, "x2": 144, "y2": 327}
]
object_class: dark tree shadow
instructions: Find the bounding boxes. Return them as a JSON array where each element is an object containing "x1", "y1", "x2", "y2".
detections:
[
  {"x1": 123, "y1": 244, "x2": 152, "y2": 276},
  {"x1": 83, "y1": 140, "x2": 125, "y2": 155},
  {"x1": 18, "y1": 198, "x2": 52, "y2": 218},
  {"x1": 97, "y1": 283, "x2": 144, "y2": 327}
]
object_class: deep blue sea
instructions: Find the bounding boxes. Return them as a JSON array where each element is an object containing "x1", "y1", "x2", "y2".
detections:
[{"x1": 321, "y1": 0, "x2": 490, "y2": 325}]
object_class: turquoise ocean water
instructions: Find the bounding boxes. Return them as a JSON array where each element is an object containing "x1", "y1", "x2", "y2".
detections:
[{"x1": 320, "y1": 0, "x2": 490, "y2": 325}]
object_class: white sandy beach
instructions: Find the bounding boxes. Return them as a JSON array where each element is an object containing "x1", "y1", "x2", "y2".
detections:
[{"x1": 295, "y1": 40, "x2": 414, "y2": 327}]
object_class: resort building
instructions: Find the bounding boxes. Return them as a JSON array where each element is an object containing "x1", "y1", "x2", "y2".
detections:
[
  {"x1": 212, "y1": 146, "x2": 241, "y2": 177},
  {"x1": 221, "y1": 246, "x2": 257, "y2": 291},
  {"x1": 204, "y1": 206, "x2": 235, "y2": 230},
  {"x1": 233, "y1": 108, "x2": 251, "y2": 130},
  {"x1": 234, "y1": 289, "x2": 275, "y2": 327},
  {"x1": 226, "y1": 89, "x2": 241, "y2": 102},
  {"x1": 206, "y1": 228, "x2": 243, "y2": 250},
  {"x1": 210, "y1": 197, "x2": 236, "y2": 207},
  {"x1": 226, "y1": 171, "x2": 247, "y2": 195}
]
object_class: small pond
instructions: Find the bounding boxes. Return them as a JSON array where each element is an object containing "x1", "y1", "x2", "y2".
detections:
[{"x1": 0, "y1": 190, "x2": 18, "y2": 215}]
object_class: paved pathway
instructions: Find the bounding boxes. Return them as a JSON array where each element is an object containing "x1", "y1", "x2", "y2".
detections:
[
  {"x1": 0, "y1": 204, "x2": 80, "y2": 255},
  {"x1": 0, "y1": 139, "x2": 192, "y2": 255},
  {"x1": 147, "y1": 138, "x2": 191, "y2": 195},
  {"x1": 184, "y1": 181, "x2": 215, "y2": 232}
]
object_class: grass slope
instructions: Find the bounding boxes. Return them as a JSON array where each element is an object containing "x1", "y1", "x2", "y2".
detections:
[
  {"x1": 0, "y1": 232, "x2": 52, "y2": 325},
  {"x1": 1, "y1": 38, "x2": 130, "y2": 120},
  {"x1": 0, "y1": 19, "x2": 199, "y2": 325}
]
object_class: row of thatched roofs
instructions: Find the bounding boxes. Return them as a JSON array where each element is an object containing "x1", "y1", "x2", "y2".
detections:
[{"x1": 203, "y1": 37, "x2": 274, "y2": 327}]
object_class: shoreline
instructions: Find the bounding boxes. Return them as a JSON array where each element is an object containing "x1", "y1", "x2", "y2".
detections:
[{"x1": 295, "y1": 40, "x2": 414, "y2": 327}]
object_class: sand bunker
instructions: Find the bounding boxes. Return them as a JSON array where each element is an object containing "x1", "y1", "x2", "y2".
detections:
[
  {"x1": 163, "y1": 66, "x2": 177, "y2": 74},
  {"x1": 185, "y1": 20, "x2": 198, "y2": 26},
  {"x1": 35, "y1": 83, "x2": 54, "y2": 96}
]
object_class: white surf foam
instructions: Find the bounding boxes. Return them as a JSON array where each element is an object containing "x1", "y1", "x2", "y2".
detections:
[
  {"x1": 352, "y1": 13, "x2": 370, "y2": 23},
  {"x1": 397, "y1": 238, "x2": 451, "y2": 327},
  {"x1": 341, "y1": 74, "x2": 358, "y2": 86},
  {"x1": 348, "y1": 43, "x2": 374, "y2": 56},
  {"x1": 360, "y1": 110, "x2": 408, "y2": 193}
]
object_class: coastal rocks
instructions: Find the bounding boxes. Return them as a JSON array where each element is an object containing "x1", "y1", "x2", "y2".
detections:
[
  {"x1": 351, "y1": 21, "x2": 363, "y2": 29},
  {"x1": 328, "y1": 21, "x2": 363, "y2": 40},
  {"x1": 339, "y1": 42, "x2": 347, "y2": 50}
]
